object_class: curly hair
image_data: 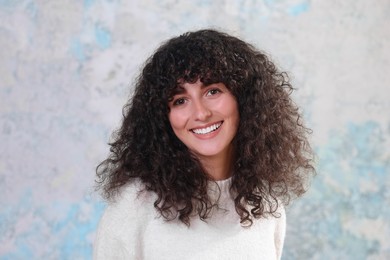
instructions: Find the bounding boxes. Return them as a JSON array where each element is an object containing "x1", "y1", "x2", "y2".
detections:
[{"x1": 96, "y1": 29, "x2": 315, "y2": 226}]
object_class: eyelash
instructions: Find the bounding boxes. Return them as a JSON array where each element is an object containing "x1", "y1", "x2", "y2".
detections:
[
  {"x1": 171, "y1": 88, "x2": 222, "y2": 106},
  {"x1": 207, "y1": 88, "x2": 221, "y2": 96},
  {"x1": 173, "y1": 98, "x2": 186, "y2": 106}
]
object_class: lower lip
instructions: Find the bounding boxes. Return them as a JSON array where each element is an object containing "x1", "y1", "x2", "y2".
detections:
[{"x1": 191, "y1": 123, "x2": 223, "y2": 140}]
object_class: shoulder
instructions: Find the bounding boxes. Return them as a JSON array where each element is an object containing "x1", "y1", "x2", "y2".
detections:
[
  {"x1": 266, "y1": 199, "x2": 286, "y2": 233},
  {"x1": 94, "y1": 179, "x2": 156, "y2": 259},
  {"x1": 274, "y1": 203, "x2": 286, "y2": 235},
  {"x1": 273, "y1": 203, "x2": 286, "y2": 259},
  {"x1": 99, "y1": 179, "x2": 155, "y2": 227}
]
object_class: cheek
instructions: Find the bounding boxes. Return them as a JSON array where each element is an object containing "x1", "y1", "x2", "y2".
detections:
[
  {"x1": 225, "y1": 99, "x2": 239, "y2": 126},
  {"x1": 231, "y1": 110, "x2": 240, "y2": 133},
  {"x1": 168, "y1": 110, "x2": 186, "y2": 132}
]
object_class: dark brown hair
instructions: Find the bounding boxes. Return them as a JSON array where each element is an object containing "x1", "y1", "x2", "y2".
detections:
[{"x1": 96, "y1": 29, "x2": 315, "y2": 226}]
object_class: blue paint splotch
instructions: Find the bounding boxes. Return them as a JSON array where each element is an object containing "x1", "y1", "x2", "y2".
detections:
[
  {"x1": 26, "y1": 1, "x2": 38, "y2": 20},
  {"x1": 318, "y1": 121, "x2": 388, "y2": 190},
  {"x1": 284, "y1": 121, "x2": 390, "y2": 259},
  {"x1": 70, "y1": 23, "x2": 113, "y2": 62},
  {"x1": 70, "y1": 38, "x2": 86, "y2": 62},
  {"x1": 94, "y1": 25, "x2": 112, "y2": 49},
  {"x1": 314, "y1": 121, "x2": 389, "y2": 254},
  {"x1": 84, "y1": 0, "x2": 96, "y2": 9},
  {"x1": 57, "y1": 201, "x2": 106, "y2": 259},
  {"x1": 0, "y1": 194, "x2": 106, "y2": 259},
  {"x1": 0, "y1": 0, "x2": 23, "y2": 9},
  {"x1": 0, "y1": 190, "x2": 35, "y2": 259},
  {"x1": 288, "y1": 1, "x2": 310, "y2": 16}
]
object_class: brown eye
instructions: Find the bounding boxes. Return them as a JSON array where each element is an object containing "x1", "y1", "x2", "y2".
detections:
[
  {"x1": 207, "y1": 89, "x2": 221, "y2": 96},
  {"x1": 173, "y1": 98, "x2": 186, "y2": 106}
]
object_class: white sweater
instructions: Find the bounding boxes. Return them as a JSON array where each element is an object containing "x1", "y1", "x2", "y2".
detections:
[{"x1": 94, "y1": 178, "x2": 286, "y2": 260}]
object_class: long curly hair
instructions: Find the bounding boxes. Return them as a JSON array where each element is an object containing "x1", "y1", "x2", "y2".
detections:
[{"x1": 96, "y1": 29, "x2": 315, "y2": 226}]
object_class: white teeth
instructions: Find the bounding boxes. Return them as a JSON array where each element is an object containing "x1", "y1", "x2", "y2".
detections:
[{"x1": 192, "y1": 122, "x2": 222, "y2": 135}]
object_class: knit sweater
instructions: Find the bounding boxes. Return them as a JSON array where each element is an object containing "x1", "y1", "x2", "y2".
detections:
[{"x1": 94, "y1": 178, "x2": 286, "y2": 260}]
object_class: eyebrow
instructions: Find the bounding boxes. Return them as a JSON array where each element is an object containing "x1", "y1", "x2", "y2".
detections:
[
  {"x1": 171, "y1": 82, "x2": 209, "y2": 95},
  {"x1": 171, "y1": 86, "x2": 185, "y2": 95}
]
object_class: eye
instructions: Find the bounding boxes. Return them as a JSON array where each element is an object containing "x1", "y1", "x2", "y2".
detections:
[
  {"x1": 206, "y1": 88, "x2": 221, "y2": 96},
  {"x1": 173, "y1": 98, "x2": 186, "y2": 106}
]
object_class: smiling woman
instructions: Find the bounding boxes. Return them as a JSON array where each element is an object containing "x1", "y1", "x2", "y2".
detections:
[
  {"x1": 94, "y1": 29, "x2": 315, "y2": 259},
  {"x1": 168, "y1": 81, "x2": 239, "y2": 180}
]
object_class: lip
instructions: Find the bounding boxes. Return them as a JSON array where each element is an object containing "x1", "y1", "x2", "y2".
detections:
[{"x1": 190, "y1": 121, "x2": 223, "y2": 138}]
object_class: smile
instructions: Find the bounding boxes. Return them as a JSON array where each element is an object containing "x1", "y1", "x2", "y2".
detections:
[{"x1": 191, "y1": 122, "x2": 223, "y2": 135}]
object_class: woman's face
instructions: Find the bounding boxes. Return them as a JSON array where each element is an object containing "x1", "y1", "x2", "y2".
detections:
[{"x1": 168, "y1": 80, "x2": 239, "y2": 161}]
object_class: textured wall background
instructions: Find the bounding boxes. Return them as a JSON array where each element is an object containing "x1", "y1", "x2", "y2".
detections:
[{"x1": 1, "y1": 0, "x2": 389, "y2": 259}]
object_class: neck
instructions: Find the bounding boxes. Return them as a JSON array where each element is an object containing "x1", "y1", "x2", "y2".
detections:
[{"x1": 197, "y1": 146, "x2": 235, "y2": 181}]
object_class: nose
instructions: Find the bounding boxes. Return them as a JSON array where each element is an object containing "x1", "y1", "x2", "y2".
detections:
[{"x1": 193, "y1": 99, "x2": 211, "y2": 121}]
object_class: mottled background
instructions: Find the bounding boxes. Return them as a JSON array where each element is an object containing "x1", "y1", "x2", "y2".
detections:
[{"x1": 0, "y1": 0, "x2": 389, "y2": 259}]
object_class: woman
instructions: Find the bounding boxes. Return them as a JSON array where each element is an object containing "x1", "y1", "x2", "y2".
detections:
[{"x1": 94, "y1": 29, "x2": 314, "y2": 259}]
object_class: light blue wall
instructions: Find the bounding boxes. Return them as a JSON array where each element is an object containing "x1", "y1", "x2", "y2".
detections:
[{"x1": 1, "y1": 0, "x2": 389, "y2": 259}]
